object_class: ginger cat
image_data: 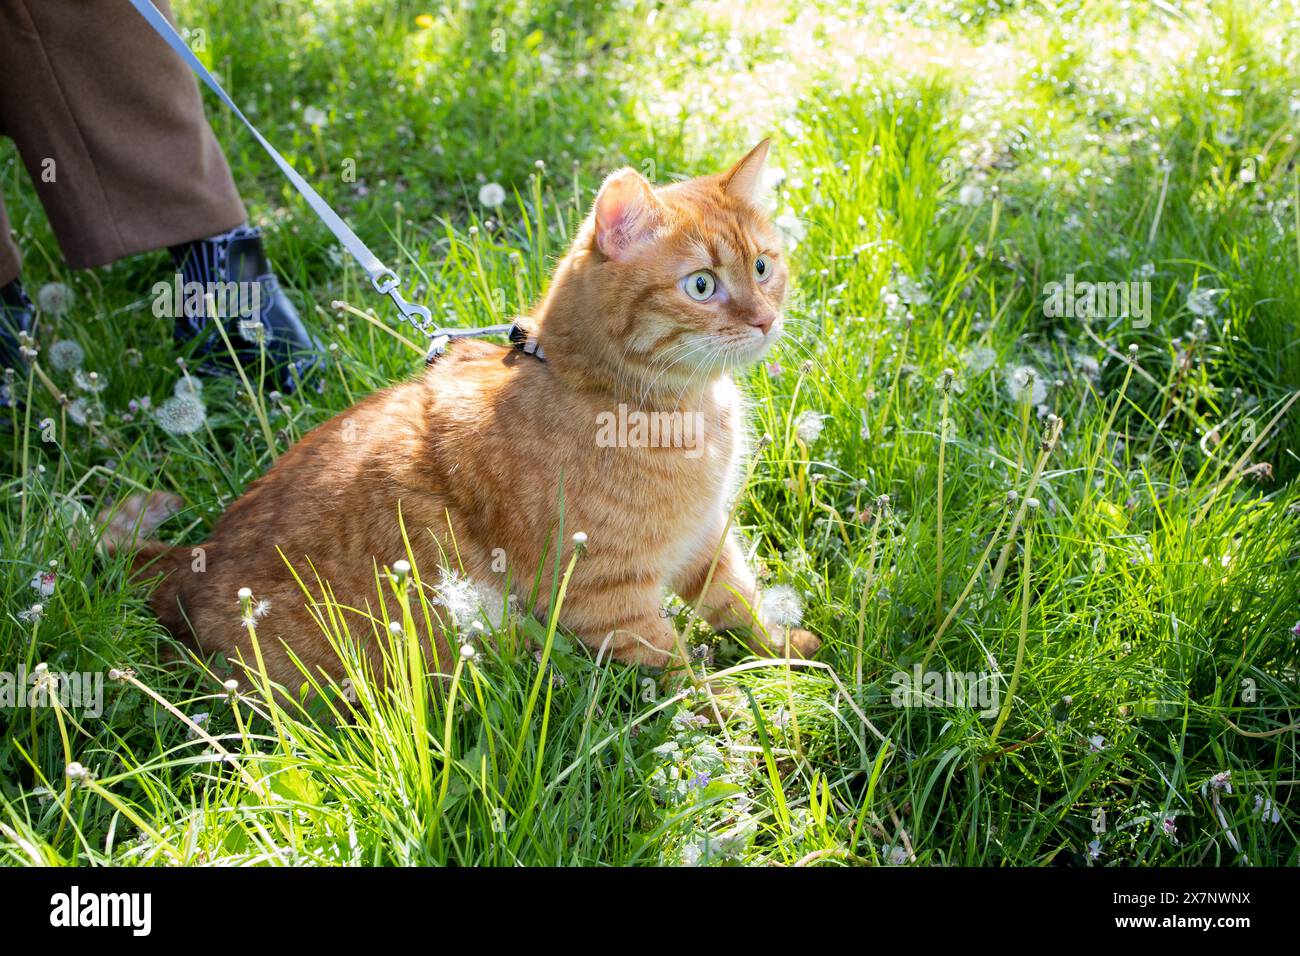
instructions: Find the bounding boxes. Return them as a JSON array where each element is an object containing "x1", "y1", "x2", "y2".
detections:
[{"x1": 106, "y1": 140, "x2": 820, "y2": 688}]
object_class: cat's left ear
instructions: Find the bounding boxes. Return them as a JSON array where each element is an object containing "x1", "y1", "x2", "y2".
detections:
[
  {"x1": 722, "y1": 138, "x2": 771, "y2": 204},
  {"x1": 593, "y1": 168, "x2": 665, "y2": 261}
]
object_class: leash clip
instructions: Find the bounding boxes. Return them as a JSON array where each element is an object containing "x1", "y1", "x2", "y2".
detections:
[{"x1": 372, "y1": 269, "x2": 435, "y2": 337}]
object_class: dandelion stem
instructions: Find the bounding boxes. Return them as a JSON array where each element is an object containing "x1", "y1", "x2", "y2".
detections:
[{"x1": 990, "y1": 507, "x2": 1034, "y2": 744}]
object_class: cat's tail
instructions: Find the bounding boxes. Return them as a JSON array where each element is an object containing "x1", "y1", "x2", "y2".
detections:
[{"x1": 98, "y1": 491, "x2": 191, "y2": 636}]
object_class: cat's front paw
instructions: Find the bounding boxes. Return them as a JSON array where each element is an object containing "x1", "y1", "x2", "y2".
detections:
[
  {"x1": 784, "y1": 628, "x2": 821, "y2": 658},
  {"x1": 748, "y1": 627, "x2": 821, "y2": 659}
]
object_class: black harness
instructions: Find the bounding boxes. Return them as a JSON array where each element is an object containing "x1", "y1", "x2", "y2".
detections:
[{"x1": 425, "y1": 322, "x2": 546, "y2": 365}]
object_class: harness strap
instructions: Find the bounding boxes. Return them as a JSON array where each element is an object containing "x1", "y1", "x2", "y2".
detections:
[{"x1": 425, "y1": 322, "x2": 546, "y2": 364}]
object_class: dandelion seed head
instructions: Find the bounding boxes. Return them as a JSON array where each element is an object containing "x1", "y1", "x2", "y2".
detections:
[
  {"x1": 957, "y1": 182, "x2": 985, "y2": 207},
  {"x1": 1004, "y1": 364, "x2": 1047, "y2": 405},
  {"x1": 762, "y1": 585, "x2": 804, "y2": 629},
  {"x1": 794, "y1": 410, "x2": 826, "y2": 444},
  {"x1": 155, "y1": 395, "x2": 207, "y2": 436},
  {"x1": 37, "y1": 282, "x2": 73, "y2": 317},
  {"x1": 1187, "y1": 287, "x2": 1223, "y2": 318},
  {"x1": 47, "y1": 340, "x2": 84, "y2": 372},
  {"x1": 478, "y1": 182, "x2": 506, "y2": 208},
  {"x1": 74, "y1": 369, "x2": 106, "y2": 394}
]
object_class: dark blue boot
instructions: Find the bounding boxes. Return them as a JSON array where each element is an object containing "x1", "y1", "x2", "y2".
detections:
[
  {"x1": 0, "y1": 279, "x2": 35, "y2": 408},
  {"x1": 170, "y1": 226, "x2": 323, "y2": 393}
]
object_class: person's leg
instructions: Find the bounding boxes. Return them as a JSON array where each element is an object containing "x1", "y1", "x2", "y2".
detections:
[
  {"x1": 0, "y1": 0, "x2": 246, "y2": 266},
  {"x1": 0, "y1": 191, "x2": 22, "y2": 286},
  {"x1": 0, "y1": 0, "x2": 322, "y2": 390}
]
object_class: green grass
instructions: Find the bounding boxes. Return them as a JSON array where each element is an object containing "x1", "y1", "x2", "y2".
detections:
[{"x1": 2, "y1": 0, "x2": 1298, "y2": 866}]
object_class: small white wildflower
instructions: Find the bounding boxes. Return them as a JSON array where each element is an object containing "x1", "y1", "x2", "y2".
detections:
[
  {"x1": 793, "y1": 410, "x2": 825, "y2": 444},
  {"x1": 1088, "y1": 735, "x2": 1106, "y2": 752},
  {"x1": 1004, "y1": 364, "x2": 1047, "y2": 405},
  {"x1": 186, "y1": 712, "x2": 210, "y2": 741},
  {"x1": 478, "y1": 182, "x2": 506, "y2": 208},
  {"x1": 30, "y1": 570, "x2": 56, "y2": 597},
  {"x1": 1210, "y1": 770, "x2": 1232, "y2": 794},
  {"x1": 762, "y1": 585, "x2": 804, "y2": 629},
  {"x1": 1087, "y1": 838, "x2": 1102, "y2": 860},
  {"x1": 155, "y1": 394, "x2": 207, "y2": 436},
  {"x1": 47, "y1": 340, "x2": 84, "y2": 372},
  {"x1": 460, "y1": 643, "x2": 476, "y2": 660},
  {"x1": 572, "y1": 531, "x2": 588, "y2": 547},
  {"x1": 1136, "y1": 262, "x2": 1156, "y2": 279},
  {"x1": 303, "y1": 105, "x2": 328, "y2": 127},
  {"x1": 37, "y1": 282, "x2": 73, "y2": 317},
  {"x1": 1254, "y1": 794, "x2": 1280, "y2": 823}
]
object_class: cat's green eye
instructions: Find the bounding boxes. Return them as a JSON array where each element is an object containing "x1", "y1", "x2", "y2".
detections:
[
  {"x1": 684, "y1": 270, "x2": 716, "y2": 301},
  {"x1": 755, "y1": 255, "x2": 772, "y2": 282}
]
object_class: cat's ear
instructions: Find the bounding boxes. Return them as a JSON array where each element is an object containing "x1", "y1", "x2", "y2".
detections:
[
  {"x1": 593, "y1": 168, "x2": 664, "y2": 260},
  {"x1": 722, "y1": 138, "x2": 771, "y2": 204}
]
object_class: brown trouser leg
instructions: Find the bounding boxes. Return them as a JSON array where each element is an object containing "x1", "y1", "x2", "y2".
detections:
[{"x1": 0, "y1": 0, "x2": 246, "y2": 284}]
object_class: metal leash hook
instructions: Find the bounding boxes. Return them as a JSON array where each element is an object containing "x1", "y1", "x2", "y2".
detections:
[{"x1": 371, "y1": 269, "x2": 435, "y2": 338}]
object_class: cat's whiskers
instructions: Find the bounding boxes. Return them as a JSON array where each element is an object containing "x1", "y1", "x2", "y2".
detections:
[{"x1": 635, "y1": 338, "x2": 711, "y2": 409}]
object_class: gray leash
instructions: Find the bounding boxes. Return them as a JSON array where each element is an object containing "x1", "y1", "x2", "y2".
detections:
[{"x1": 127, "y1": 0, "x2": 516, "y2": 359}]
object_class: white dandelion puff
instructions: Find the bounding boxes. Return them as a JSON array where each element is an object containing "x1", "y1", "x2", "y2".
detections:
[
  {"x1": 172, "y1": 376, "x2": 203, "y2": 399},
  {"x1": 893, "y1": 274, "x2": 930, "y2": 306},
  {"x1": 303, "y1": 105, "x2": 328, "y2": 127},
  {"x1": 1187, "y1": 286, "x2": 1223, "y2": 318},
  {"x1": 793, "y1": 410, "x2": 826, "y2": 445},
  {"x1": 478, "y1": 182, "x2": 506, "y2": 208},
  {"x1": 47, "y1": 340, "x2": 84, "y2": 372},
  {"x1": 1004, "y1": 364, "x2": 1047, "y2": 405},
  {"x1": 761, "y1": 585, "x2": 804, "y2": 629},
  {"x1": 155, "y1": 395, "x2": 207, "y2": 436},
  {"x1": 961, "y1": 346, "x2": 996, "y2": 374},
  {"x1": 66, "y1": 398, "x2": 93, "y2": 427},
  {"x1": 37, "y1": 282, "x2": 73, "y2": 317},
  {"x1": 73, "y1": 369, "x2": 106, "y2": 394},
  {"x1": 957, "y1": 183, "x2": 985, "y2": 207},
  {"x1": 432, "y1": 568, "x2": 481, "y2": 630}
]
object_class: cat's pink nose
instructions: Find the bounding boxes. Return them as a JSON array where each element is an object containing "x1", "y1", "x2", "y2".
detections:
[{"x1": 748, "y1": 310, "x2": 777, "y2": 335}]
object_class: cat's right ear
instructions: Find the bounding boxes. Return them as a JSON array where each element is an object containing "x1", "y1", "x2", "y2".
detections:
[{"x1": 593, "y1": 168, "x2": 663, "y2": 261}]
